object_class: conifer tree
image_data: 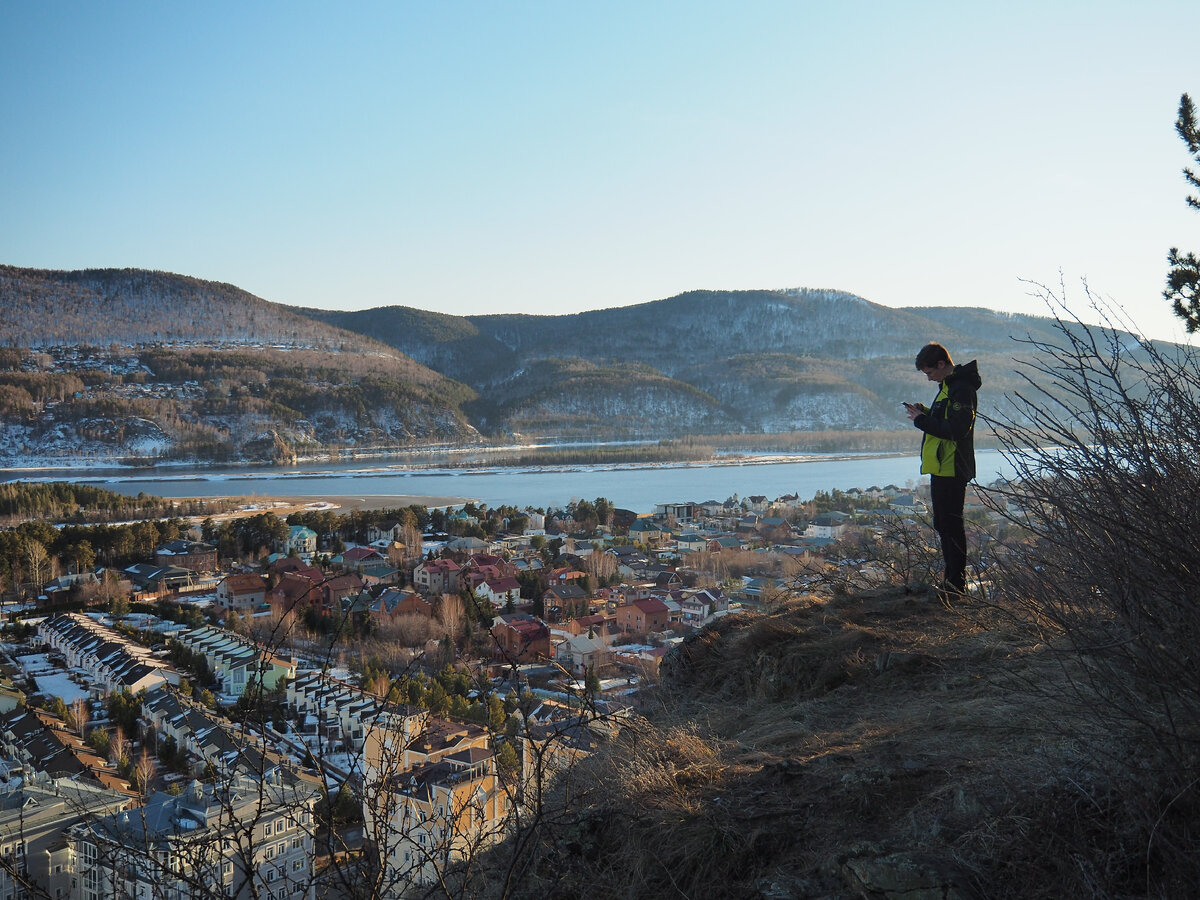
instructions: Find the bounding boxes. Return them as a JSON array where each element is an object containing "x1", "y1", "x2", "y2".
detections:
[{"x1": 1166, "y1": 93, "x2": 1200, "y2": 330}]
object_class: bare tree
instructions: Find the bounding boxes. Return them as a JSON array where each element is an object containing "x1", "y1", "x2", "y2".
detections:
[
  {"x1": 437, "y1": 593, "x2": 466, "y2": 638},
  {"x1": 582, "y1": 548, "x2": 616, "y2": 583},
  {"x1": 68, "y1": 697, "x2": 89, "y2": 736},
  {"x1": 108, "y1": 726, "x2": 130, "y2": 770},
  {"x1": 22, "y1": 538, "x2": 50, "y2": 590},
  {"x1": 131, "y1": 748, "x2": 156, "y2": 796}
]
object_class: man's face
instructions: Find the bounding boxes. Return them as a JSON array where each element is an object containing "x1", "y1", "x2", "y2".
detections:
[{"x1": 920, "y1": 361, "x2": 952, "y2": 382}]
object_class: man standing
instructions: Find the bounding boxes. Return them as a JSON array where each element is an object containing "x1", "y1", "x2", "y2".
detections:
[{"x1": 904, "y1": 343, "x2": 981, "y2": 594}]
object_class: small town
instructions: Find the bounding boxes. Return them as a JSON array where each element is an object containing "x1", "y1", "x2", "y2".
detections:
[{"x1": 0, "y1": 478, "x2": 1001, "y2": 899}]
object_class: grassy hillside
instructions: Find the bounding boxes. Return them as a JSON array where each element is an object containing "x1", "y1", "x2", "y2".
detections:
[{"x1": 494, "y1": 587, "x2": 1187, "y2": 899}]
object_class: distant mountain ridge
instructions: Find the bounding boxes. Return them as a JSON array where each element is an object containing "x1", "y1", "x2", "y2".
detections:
[
  {"x1": 304, "y1": 288, "x2": 1066, "y2": 438},
  {"x1": 0, "y1": 265, "x2": 1089, "y2": 462}
]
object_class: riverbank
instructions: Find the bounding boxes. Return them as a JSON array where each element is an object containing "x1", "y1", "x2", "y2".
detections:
[
  {"x1": 191, "y1": 493, "x2": 473, "y2": 522},
  {"x1": 269, "y1": 494, "x2": 471, "y2": 513}
]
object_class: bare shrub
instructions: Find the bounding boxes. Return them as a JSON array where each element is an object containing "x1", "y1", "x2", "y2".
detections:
[
  {"x1": 377, "y1": 613, "x2": 443, "y2": 648},
  {"x1": 983, "y1": 285, "x2": 1200, "y2": 886}
]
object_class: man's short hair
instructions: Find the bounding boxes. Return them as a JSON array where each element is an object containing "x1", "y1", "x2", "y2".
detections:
[{"x1": 915, "y1": 342, "x2": 953, "y2": 370}]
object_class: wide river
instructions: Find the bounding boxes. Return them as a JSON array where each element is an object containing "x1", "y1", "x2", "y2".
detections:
[{"x1": 5, "y1": 450, "x2": 1014, "y2": 514}]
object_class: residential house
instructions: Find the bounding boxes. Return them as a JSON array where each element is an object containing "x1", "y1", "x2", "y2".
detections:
[
  {"x1": 675, "y1": 532, "x2": 710, "y2": 554},
  {"x1": 476, "y1": 576, "x2": 522, "y2": 610},
  {"x1": 362, "y1": 710, "x2": 490, "y2": 791},
  {"x1": 653, "y1": 570, "x2": 683, "y2": 592},
  {"x1": 0, "y1": 775, "x2": 133, "y2": 900},
  {"x1": 680, "y1": 588, "x2": 729, "y2": 626},
  {"x1": 367, "y1": 520, "x2": 404, "y2": 543},
  {"x1": 284, "y1": 525, "x2": 318, "y2": 555},
  {"x1": 554, "y1": 632, "x2": 612, "y2": 677},
  {"x1": 490, "y1": 614, "x2": 551, "y2": 663},
  {"x1": 805, "y1": 511, "x2": 849, "y2": 540},
  {"x1": 339, "y1": 546, "x2": 386, "y2": 571},
  {"x1": 0, "y1": 707, "x2": 132, "y2": 790},
  {"x1": 888, "y1": 494, "x2": 927, "y2": 515},
  {"x1": 614, "y1": 597, "x2": 670, "y2": 634},
  {"x1": 732, "y1": 576, "x2": 784, "y2": 609},
  {"x1": 317, "y1": 574, "x2": 365, "y2": 615},
  {"x1": 154, "y1": 539, "x2": 218, "y2": 573},
  {"x1": 269, "y1": 556, "x2": 322, "y2": 577},
  {"x1": 758, "y1": 517, "x2": 795, "y2": 543},
  {"x1": 465, "y1": 554, "x2": 517, "y2": 579},
  {"x1": 511, "y1": 555, "x2": 544, "y2": 576},
  {"x1": 268, "y1": 570, "x2": 321, "y2": 619},
  {"x1": 735, "y1": 514, "x2": 762, "y2": 537},
  {"x1": 217, "y1": 573, "x2": 268, "y2": 614},
  {"x1": 287, "y1": 670, "x2": 383, "y2": 754},
  {"x1": 357, "y1": 559, "x2": 403, "y2": 587},
  {"x1": 124, "y1": 563, "x2": 194, "y2": 594},
  {"x1": 444, "y1": 536, "x2": 491, "y2": 554},
  {"x1": 628, "y1": 518, "x2": 664, "y2": 545},
  {"x1": 546, "y1": 566, "x2": 586, "y2": 586},
  {"x1": 542, "y1": 583, "x2": 590, "y2": 621},
  {"x1": 37, "y1": 613, "x2": 174, "y2": 696},
  {"x1": 563, "y1": 613, "x2": 615, "y2": 639},
  {"x1": 69, "y1": 776, "x2": 317, "y2": 900},
  {"x1": 372, "y1": 588, "x2": 433, "y2": 624},
  {"x1": 654, "y1": 501, "x2": 700, "y2": 523},
  {"x1": 413, "y1": 558, "x2": 461, "y2": 595},
  {"x1": 373, "y1": 748, "x2": 508, "y2": 888}
]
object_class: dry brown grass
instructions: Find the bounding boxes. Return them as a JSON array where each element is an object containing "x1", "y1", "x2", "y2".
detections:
[{"x1": 485, "y1": 586, "x2": 1197, "y2": 900}]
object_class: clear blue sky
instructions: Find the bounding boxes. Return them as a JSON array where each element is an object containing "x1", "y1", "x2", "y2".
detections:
[{"x1": 3, "y1": 1, "x2": 1198, "y2": 341}]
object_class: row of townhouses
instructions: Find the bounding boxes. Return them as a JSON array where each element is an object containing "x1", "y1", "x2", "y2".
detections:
[
  {"x1": 36, "y1": 614, "x2": 175, "y2": 696},
  {"x1": 172, "y1": 625, "x2": 296, "y2": 701}
]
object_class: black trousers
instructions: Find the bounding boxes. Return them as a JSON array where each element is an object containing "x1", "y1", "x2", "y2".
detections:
[{"x1": 930, "y1": 474, "x2": 968, "y2": 591}]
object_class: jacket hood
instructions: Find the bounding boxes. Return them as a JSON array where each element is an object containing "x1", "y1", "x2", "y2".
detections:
[{"x1": 950, "y1": 359, "x2": 981, "y2": 390}]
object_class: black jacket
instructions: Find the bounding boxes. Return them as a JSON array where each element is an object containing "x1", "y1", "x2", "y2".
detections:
[{"x1": 913, "y1": 359, "x2": 981, "y2": 480}]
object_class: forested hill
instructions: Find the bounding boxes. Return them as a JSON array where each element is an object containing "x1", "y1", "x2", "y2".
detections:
[
  {"x1": 0, "y1": 266, "x2": 478, "y2": 463},
  {"x1": 0, "y1": 265, "x2": 1147, "y2": 462},
  {"x1": 303, "y1": 289, "x2": 1072, "y2": 439},
  {"x1": 0, "y1": 266, "x2": 379, "y2": 349}
]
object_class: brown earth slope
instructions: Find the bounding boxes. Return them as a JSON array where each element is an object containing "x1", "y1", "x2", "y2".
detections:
[{"x1": 499, "y1": 587, "x2": 1179, "y2": 900}]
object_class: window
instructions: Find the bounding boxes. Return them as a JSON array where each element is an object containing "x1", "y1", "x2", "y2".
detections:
[
  {"x1": 264, "y1": 822, "x2": 273, "y2": 837},
  {"x1": 276, "y1": 841, "x2": 285, "y2": 857},
  {"x1": 292, "y1": 859, "x2": 303, "y2": 872},
  {"x1": 265, "y1": 847, "x2": 274, "y2": 860}
]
